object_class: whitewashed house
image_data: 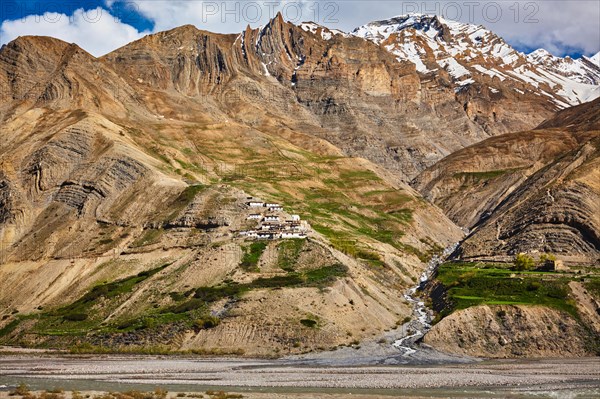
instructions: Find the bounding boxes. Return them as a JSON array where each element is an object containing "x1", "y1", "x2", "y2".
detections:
[
  {"x1": 264, "y1": 215, "x2": 280, "y2": 222},
  {"x1": 281, "y1": 231, "x2": 307, "y2": 239},
  {"x1": 247, "y1": 214, "x2": 262, "y2": 220},
  {"x1": 248, "y1": 201, "x2": 264, "y2": 207},
  {"x1": 257, "y1": 232, "x2": 273, "y2": 239}
]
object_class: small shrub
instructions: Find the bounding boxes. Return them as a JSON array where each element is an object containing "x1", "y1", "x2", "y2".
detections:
[
  {"x1": 10, "y1": 383, "x2": 30, "y2": 396},
  {"x1": 169, "y1": 292, "x2": 187, "y2": 302},
  {"x1": 193, "y1": 316, "x2": 220, "y2": 330},
  {"x1": 299, "y1": 319, "x2": 317, "y2": 328},
  {"x1": 356, "y1": 249, "x2": 381, "y2": 262},
  {"x1": 63, "y1": 312, "x2": 88, "y2": 322},
  {"x1": 154, "y1": 388, "x2": 168, "y2": 399},
  {"x1": 539, "y1": 253, "x2": 556, "y2": 264},
  {"x1": 39, "y1": 392, "x2": 64, "y2": 399},
  {"x1": 514, "y1": 253, "x2": 535, "y2": 271},
  {"x1": 117, "y1": 319, "x2": 137, "y2": 330},
  {"x1": 170, "y1": 298, "x2": 206, "y2": 314}
]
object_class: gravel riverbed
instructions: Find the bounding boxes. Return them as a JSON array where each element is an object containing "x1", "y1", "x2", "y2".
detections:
[{"x1": 0, "y1": 354, "x2": 599, "y2": 398}]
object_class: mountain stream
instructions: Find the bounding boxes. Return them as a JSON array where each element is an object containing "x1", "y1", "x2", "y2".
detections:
[{"x1": 393, "y1": 243, "x2": 459, "y2": 356}]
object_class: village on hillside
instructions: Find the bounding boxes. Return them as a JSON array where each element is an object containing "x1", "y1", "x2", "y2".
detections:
[{"x1": 239, "y1": 199, "x2": 308, "y2": 240}]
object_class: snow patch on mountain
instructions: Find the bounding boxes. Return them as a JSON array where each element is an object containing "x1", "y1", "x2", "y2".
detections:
[{"x1": 300, "y1": 22, "x2": 344, "y2": 41}]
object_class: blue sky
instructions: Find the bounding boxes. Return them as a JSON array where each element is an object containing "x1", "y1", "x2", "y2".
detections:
[{"x1": 1, "y1": 1, "x2": 599, "y2": 58}]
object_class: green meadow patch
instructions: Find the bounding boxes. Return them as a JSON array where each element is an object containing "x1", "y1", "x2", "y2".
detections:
[
  {"x1": 434, "y1": 262, "x2": 579, "y2": 321},
  {"x1": 240, "y1": 242, "x2": 268, "y2": 272}
]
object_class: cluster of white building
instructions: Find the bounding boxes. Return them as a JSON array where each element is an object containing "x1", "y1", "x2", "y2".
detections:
[{"x1": 240, "y1": 200, "x2": 307, "y2": 240}]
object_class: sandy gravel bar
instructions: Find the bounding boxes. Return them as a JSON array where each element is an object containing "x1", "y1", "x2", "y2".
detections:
[{"x1": 0, "y1": 355, "x2": 599, "y2": 397}]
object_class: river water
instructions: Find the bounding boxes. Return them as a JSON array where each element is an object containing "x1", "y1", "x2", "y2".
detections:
[{"x1": 393, "y1": 243, "x2": 459, "y2": 356}]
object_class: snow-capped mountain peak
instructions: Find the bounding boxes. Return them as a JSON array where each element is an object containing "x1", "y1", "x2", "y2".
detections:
[
  {"x1": 351, "y1": 14, "x2": 450, "y2": 44},
  {"x1": 584, "y1": 51, "x2": 600, "y2": 67},
  {"x1": 527, "y1": 48, "x2": 600, "y2": 85},
  {"x1": 351, "y1": 14, "x2": 600, "y2": 108},
  {"x1": 528, "y1": 48, "x2": 553, "y2": 60}
]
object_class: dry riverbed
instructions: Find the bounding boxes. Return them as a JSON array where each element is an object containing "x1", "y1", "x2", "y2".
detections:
[{"x1": 1, "y1": 354, "x2": 599, "y2": 398}]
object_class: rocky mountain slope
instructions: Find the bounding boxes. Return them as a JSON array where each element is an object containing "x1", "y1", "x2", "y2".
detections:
[
  {"x1": 0, "y1": 13, "x2": 598, "y2": 357},
  {"x1": 528, "y1": 48, "x2": 600, "y2": 85},
  {"x1": 99, "y1": 13, "x2": 596, "y2": 179},
  {"x1": 0, "y1": 21, "x2": 464, "y2": 354},
  {"x1": 0, "y1": 36, "x2": 144, "y2": 120},
  {"x1": 416, "y1": 99, "x2": 600, "y2": 359},
  {"x1": 414, "y1": 99, "x2": 600, "y2": 265}
]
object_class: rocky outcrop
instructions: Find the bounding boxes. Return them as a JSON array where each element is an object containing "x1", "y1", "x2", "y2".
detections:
[
  {"x1": 424, "y1": 305, "x2": 596, "y2": 358},
  {"x1": 412, "y1": 129, "x2": 598, "y2": 229}
]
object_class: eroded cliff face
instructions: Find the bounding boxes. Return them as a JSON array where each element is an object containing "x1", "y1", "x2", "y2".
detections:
[
  {"x1": 412, "y1": 130, "x2": 598, "y2": 230},
  {"x1": 424, "y1": 305, "x2": 595, "y2": 358},
  {"x1": 456, "y1": 136, "x2": 600, "y2": 264},
  {"x1": 100, "y1": 15, "x2": 564, "y2": 180},
  {"x1": 413, "y1": 99, "x2": 600, "y2": 265},
  {"x1": 0, "y1": 37, "x2": 143, "y2": 120}
]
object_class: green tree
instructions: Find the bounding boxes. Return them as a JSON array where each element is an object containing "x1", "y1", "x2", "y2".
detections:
[{"x1": 514, "y1": 253, "x2": 535, "y2": 271}]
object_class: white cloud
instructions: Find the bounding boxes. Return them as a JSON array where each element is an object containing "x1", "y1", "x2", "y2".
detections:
[
  {"x1": 0, "y1": 1, "x2": 598, "y2": 58},
  {"x1": 118, "y1": 0, "x2": 316, "y2": 33},
  {"x1": 0, "y1": 7, "x2": 149, "y2": 57},
  {"x1": 110, "y1": 0, "x2": 599, "y2": 57}
]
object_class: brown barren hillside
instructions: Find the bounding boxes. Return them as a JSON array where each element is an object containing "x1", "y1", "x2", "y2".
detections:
[
  {"x1": 0, "y1": 13, "x2": 598, "y2": 357},
  {"x1": 414, "y1": 99, "x2": 600, "y2": 265},
  {"x1": 0, "y1": 21, "x2": 465, "y2": 355}
]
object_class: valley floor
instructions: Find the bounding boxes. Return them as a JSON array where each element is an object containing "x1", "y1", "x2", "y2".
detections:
[{"x1": 0, "y1": 354, "x2": 599, "y2": 398}]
